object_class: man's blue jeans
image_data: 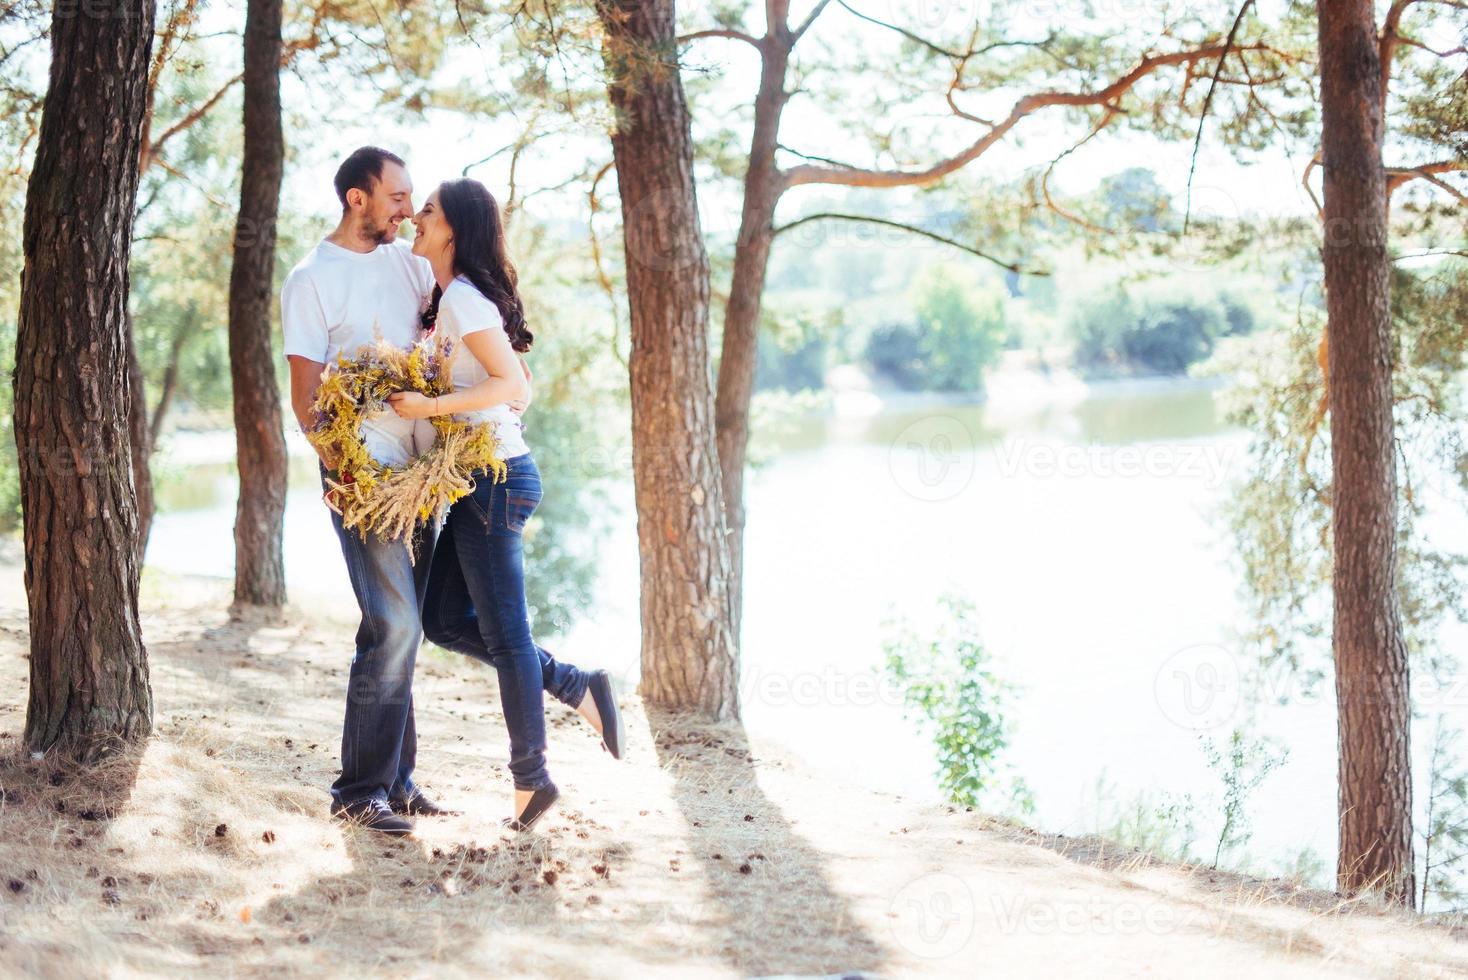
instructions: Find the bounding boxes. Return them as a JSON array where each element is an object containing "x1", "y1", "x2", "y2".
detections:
[
  {"x1": 422, "y1": 453, "x2": 590, "y2": 790},
  {"x1": 323, "y1": 464, "x2": 435, "y2": 808}
]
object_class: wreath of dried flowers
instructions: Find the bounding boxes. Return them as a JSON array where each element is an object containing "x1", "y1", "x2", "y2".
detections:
[{"x1": 308, "y1": 333, "x2": 506, "y2": 548}]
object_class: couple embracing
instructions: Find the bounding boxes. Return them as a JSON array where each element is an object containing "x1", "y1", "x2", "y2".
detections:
[{"x1": 281, "y1": 146, "x2": 624, "y2": 837}]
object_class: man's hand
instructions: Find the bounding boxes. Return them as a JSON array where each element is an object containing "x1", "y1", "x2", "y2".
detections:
[{"x1": 314, "y1": 441, "x2": 341, "y2": 473}]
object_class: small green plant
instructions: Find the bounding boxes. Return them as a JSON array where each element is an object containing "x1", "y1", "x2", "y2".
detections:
[
  {"x1": 1199, "y1": 728, "x2": 1288, "y2": 868},
  {"x1": 1421, "y1": 715, "x2": 1468, "y2": 913},
  {"x1": 881, "y1": 593, "x2": 1032, "y2": 815},
  {"x1": 1273, "y1": 846, "x2": 1328, "y2": 888},
  {"x1": 1087, "y1": 771, "x2": 1198, "y2": 863}
]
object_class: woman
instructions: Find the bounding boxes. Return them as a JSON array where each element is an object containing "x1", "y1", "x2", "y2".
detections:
[{"x1": 387, "y1": 177, "x2": 624, "y2": 832}]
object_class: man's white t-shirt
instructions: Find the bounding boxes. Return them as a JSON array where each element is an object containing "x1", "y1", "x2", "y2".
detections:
[
  {"x1": 281, "y1": 239, "x2": 435, "y2": 468},
  {"x1": 434, "y1": 276, "x2": 530, "y2": 460}
]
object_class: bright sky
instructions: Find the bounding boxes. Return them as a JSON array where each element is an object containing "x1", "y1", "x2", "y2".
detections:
[
  {"x1": 274, "y1": 0, "x2": 1337, "y2": 237},
  {"x1": 7, "y1": 0, "x2": 1462, "y2": 243}
]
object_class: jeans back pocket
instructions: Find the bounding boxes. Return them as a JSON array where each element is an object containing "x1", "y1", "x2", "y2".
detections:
[{"x1": 504, "y1": 489, "x2": 542, "y2": 534}]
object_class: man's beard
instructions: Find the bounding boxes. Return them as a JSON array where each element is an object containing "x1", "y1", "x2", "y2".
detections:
[{"x1": 361, "y1": 216, "x2": 396, "y2": 245}]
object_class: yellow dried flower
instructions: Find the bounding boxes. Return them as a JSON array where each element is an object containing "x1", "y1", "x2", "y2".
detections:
[{"x1": 308, "y1": 333, "x2": 508, "y2": 558}]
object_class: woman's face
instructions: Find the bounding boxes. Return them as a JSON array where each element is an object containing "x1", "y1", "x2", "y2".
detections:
[{"x1": 411, "y1": 189, "x2": 453, "y2": 264}]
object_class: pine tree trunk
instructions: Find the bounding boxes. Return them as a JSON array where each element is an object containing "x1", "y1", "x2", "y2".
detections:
[
  {"x1": 1318, "y1": 0, "x2": 1415, "y2": 906},
  {"x1": 228, "y1": 0, "x2": 288, "y2": 608},
  {"x1": 713, "y1": 21, "x2": 790, "y2": 649},
  {"x1": 597, "y1": 0, "x2": 739, "y2": 720},
  {"x1": 15, "y1": 0, "x2": 156, "y2": 757}
]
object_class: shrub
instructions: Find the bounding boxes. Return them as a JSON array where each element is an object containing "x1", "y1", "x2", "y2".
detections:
[
  {"x1": 882, "y1": 593, "x2": 1032, "y2": 815},
  {"x1": 864, "y1": 267, "x2": 1006, "y2": 393},
  {"x1": 1071, "y1": 287, "x2": 1255, "y2": 376}
]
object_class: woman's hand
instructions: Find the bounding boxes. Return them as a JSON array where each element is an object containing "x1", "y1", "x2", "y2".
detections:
[
  {"x1": 508, "y1": 355, "x2": 533, "y2": 416},
  {"x1": 453, "y1": 330, "x2": 529, "y2": 414},
  {"x1": 387, "y1": 391, "x2": 437, "y2": 420}
]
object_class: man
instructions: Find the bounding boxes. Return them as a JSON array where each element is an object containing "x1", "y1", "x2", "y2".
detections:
[{"x1": 282, "y1": 146, "x2": 452, "y2": 835}]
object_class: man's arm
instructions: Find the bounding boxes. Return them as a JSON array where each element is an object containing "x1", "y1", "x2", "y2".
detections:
[
  {"x1": 281, "y1": 270, "x2": 338, "y2": 468},
  {"x1": 287, "y1": 355, "x2": 336, "y2": 469}
]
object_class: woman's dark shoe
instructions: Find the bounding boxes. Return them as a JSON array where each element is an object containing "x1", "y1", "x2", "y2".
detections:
[
  {"x1": 501, "y1": 781, "x2": 559, "y2": 832},
  {"x1": 588, "y1": 669, "x2": 625, "y2": 760}
]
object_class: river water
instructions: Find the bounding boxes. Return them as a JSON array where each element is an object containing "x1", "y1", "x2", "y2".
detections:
[{"x1": 145, "y1": 373, "x2": 1468, "y2": 889}]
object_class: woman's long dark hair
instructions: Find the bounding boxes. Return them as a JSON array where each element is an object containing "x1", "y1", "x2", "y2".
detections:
[{"x1": 420, "y1": 178, "x2": 533, "y2": 352}]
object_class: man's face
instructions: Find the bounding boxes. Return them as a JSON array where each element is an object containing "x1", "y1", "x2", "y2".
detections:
[{"x1": 350, "y1": 161, "x2": 414, "y2": 245}]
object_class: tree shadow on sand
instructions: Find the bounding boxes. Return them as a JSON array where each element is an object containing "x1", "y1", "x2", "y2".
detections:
[
  {"x1": 248, "y1": 820, "x2": 657, "y2": 974},
  {"x1": 645, "y1": 705, "x2": 891, "y2": 977}
]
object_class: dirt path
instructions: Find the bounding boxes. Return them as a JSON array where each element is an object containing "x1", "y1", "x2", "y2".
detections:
[{"x1": 0, "y1": 568, "x2": 1463, "y2": 978}]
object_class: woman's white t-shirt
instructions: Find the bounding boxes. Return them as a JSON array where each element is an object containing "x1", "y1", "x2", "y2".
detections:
[{"x1": 435, "y1": 276, "x2": 530, "y2": 460}]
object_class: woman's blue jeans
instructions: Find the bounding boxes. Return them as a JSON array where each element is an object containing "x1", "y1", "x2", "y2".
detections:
[{"x1": 422, "y1": 453, "x2": 590, "y2": 790}]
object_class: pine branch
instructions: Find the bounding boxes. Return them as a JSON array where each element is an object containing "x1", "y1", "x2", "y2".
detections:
[
  {"x1": 143, "y1": 72, "x2": 244, "y2": 172},
  {"x1": 1184, "y1": 0, "x2": 1256, "y2": 233},
  {"x1": 791, "y1": 0, "x2": 835, "y2": 43},
  {"x1": 780, "y1": 41, "x2": 1283, "y2": 191},
  {"x1": 677, "y1": 28, "x2": 762, "y2": 49},
  {"x1": 772, "y1": 212, "x2": 1047, "y2": 276}
]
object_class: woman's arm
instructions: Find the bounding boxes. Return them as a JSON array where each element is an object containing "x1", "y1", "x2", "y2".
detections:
[
  {"x1": 388, "y1": 329, "x2": 528, "y2": 419},
  {"x1": 507, "y1": 355, "x2": 532, "y2": 415}
]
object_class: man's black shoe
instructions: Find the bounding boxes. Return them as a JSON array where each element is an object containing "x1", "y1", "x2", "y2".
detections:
[
  {"x1": 331, "y1": 797, "x2": 413, "y2": 836},
  {"x1": 389, "y1": 789, "x2": 459, "y2": 817}
]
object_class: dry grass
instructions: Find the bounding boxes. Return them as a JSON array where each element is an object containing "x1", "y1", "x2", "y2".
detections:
[{"x1": 0, "y1": 566, "x2": 1466, "y2": 978}]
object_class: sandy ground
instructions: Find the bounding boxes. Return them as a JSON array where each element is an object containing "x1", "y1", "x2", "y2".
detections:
[{"x1": 0, "y1": 564, "x2": 1465, "y2": 979}]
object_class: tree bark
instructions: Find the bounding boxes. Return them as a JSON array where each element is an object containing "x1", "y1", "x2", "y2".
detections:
[
  {"x1": 1318, "y1": 0, "x2": 1415, "y2": 906},
  {"x1": 713, "y1": 17, "x2": 790, "y2": 649},
  {"x1": 15, "y1": 0, "x2": 156, "y2": 757},
  {"x1": 228, "y1": 0, "x2": 289, "y2": 608},
  {"x1": 597, "y1": 0, "x2": 740, "y2": 720}
]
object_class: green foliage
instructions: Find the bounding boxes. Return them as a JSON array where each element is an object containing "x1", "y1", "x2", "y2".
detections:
[
  {"x1": 864, "y1": 266, "x2": 1006, "y2": 393},
  {"x1": 1199, "y1": 728, "x2": 1288, "y2": 868},
  {"x1": 1272, "y1": 846, "x2": 1328, "y2": 888},
  {"x1": 1087, "y1": 733, "x2": 1291, "y2": 878},
  {"x1": 882, "y1": 593, "x2": 1032, "y2": 816},
  {"x1": 1205, "y1": 261, "x2": 1468, "y2": 691},
  {"x1": 1097, "y1": 168, "x2": 1176, "y2": 234},
  {"x1": 754, "y1": 309, "x2": 832, "y2": 394},
  {"x1": 1070, "y1": 285, "x2": 1255, "y2": 377},
  {"x1": 1087, "y1": 772, "x2": 1199, "y2": 864},
  {"x1": 1422, "y1": 716, "x2": 1468, "y2": 913},
  {"x1": 504, "y1": 218, "x2": 627, "y2": 640},
  {"x1": 866, "y1": 322, "x2": 924, "y2": 389},
  {"x1": 0, "y1": 155, "x2": 27, "y2": 532},
  {"x1": 0, "y1": 316, "x2": 16, "y2": 534},
  {"x1": 515, "y1": 355, "x2": 608, "y2": 639}
]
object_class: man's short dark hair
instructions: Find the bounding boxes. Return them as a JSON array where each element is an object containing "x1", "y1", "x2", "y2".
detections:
[{"x1": 333, "y1": 146, "x2": 406, "y2": 209}]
